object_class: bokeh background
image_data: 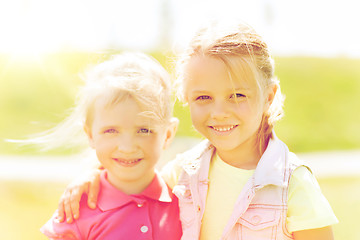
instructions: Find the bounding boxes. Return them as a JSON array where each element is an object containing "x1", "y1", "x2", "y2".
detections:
[{"x1": 1, "y1": 0, "x2": 359, "y2": 239}]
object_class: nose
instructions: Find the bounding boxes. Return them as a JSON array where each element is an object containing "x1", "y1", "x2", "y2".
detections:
[
  {"x1": 210, "y1": 100, "x2": 230, "y2": 120},
  {"x1": 116, "y1": 134, "x2": 138, "y2": 154}
]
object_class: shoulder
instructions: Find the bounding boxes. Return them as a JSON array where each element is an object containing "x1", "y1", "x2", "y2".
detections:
[
  {"x1": 289, "y1": 166, "x2": 319, "y2": 194},
  {"x1": 40, "y1": 212, "x2": 82, "y2": 239},
  {"x1": 287, "y1": 152, "x2": 306, "y2": 167},
  {"x1": 286, "y1": 150, "x2": 319, "y2": 196},
  {"x1": 287, "y1": 166, "x2": 338, "y2": 232},
  {"x1": 162, "y1": 140, "x2": 207, "y2": 172},
  {"x1": 40, "y1": 196, "x2": 99, "y2": 239},
  {"x1": 78, "y1": 195, "x2": 102, "y2": 216},
  {"x1": 161, "y1": 139, "x2": 212, "y2": 188},
  {"x1": 175, "y1": 139, "x2": 212, "y2": 163}
]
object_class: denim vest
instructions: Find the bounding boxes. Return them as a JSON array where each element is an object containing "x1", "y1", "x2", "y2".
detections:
[{"x1": 173, "y1": 136, "x2": 306, "y2": 240}]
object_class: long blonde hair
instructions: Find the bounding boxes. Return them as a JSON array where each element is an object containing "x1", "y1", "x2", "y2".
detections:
[
  {"x1": 26, "y1": 52, "x2": 173, "y2": 151},
  {"x1": 176, "y1": 20, "x2": 284, "y2": 153}
]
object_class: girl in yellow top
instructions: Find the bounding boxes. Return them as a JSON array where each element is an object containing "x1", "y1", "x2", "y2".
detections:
[{"x1": 56, "y1": 19, "x2": 338, "y2": 239}]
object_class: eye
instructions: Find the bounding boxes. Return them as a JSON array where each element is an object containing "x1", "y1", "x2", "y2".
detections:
[
  {"x1": 138, "y1": 128, "x2": 152, "y2": 134},
  {"x1": 195, "y1": 95, "x2": 211, "y2": 101},
  {"x1": 230, "y1": 93, "x2": 246, "y2": 99},
  {"x1": 104, "y1": 128, "x2": 118, "y2": 134}
]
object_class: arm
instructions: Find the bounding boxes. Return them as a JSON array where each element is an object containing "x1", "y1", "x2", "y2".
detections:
[
  {"x1": 41, "y1": 212, "x2": 82, "y2": 239},
  {"x1": 57, "y1": 169, "x2": 102, "y2": 223},
  {"x1": 293, "y1": 226, "x2": 334, "y2": 240},
  {"x1": 288, "y1": 167, "x2": 338, "y2": 239}
]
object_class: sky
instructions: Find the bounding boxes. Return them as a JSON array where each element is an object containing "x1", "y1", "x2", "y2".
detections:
[{"x1": 0, "y1": 0, "x2": 359, "y2": 58}]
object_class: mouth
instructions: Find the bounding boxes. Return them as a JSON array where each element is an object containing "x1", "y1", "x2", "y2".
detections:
[
  {"x1": 112, "y1": 158, "x2": 142, "y2": 167},
  {"x1": 209, "y1": 125, "x2": 238, "y2": 133}
]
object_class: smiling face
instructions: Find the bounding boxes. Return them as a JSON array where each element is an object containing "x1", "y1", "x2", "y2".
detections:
[
  {"x1": 184, "y1": 55, "x2": 272, "y2": 167},
  {"x1": 85, "y1": 96, "x2": 175, "y2": 193}
]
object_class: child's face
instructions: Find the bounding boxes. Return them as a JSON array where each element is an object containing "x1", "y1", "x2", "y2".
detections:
[
  {"x1": 184, "y1": 56, "x2": 271, "y2": 159},
  {"x1": 85, "y1": 97, "x2": 175, "y2": 190}
]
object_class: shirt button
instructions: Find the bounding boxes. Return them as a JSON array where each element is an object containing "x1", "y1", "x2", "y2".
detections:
[
  {"x1": 137, "y1": 203, "x2": 143, "y2": 208},
  {"x1": 140, "y1": 225, "x2": 149, "y2": 233}
]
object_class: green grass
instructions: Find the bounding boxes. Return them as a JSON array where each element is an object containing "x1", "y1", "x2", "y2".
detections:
[
  {"x1": 274, "y1": 57, "x2": 360, "y2": 152},
  {"x1": 1, "y1": 176, "x2": 357, "y2": 239},
  {"x1": 319, "y1": 176, "x2": 360, "y2": 240},
  {"x1": 0, "y1": 180, "x2": 67, "y2": 240},
  {"x1": 1, "y1": 53, "x2": 360, "y2": 154}
]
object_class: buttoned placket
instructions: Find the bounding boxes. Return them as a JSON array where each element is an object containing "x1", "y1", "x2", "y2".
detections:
[
  {"x1": 134, "y1": 199, "x2": 153, "y2": 239},
  {"x1": 191, "y1": 146, "x2": 213, "y2": 239}
]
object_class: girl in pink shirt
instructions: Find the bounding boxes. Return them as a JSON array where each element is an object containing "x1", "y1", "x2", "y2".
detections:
[
  {"x1": 55, "y1": 19, "x2": 338, "y2": 239},
  {"x1": 39, "y1": 52, "x2": 182, "y2": 239}
]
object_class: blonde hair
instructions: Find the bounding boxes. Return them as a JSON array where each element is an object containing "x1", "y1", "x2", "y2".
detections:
[
  {"x1": 28, "y1": 52, "x2": 172, "y2": 151},
  {"x1": 176, "y1": 20, "x2": 284, "y2": 153}
]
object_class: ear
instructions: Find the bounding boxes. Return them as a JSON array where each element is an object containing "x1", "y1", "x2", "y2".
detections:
[
  {"x1": 84, "y1": 125, "x2": 95, "y2": 149},
  {"x1": 264, "y1": 84, "x2": 277, "y2": 110},
  {"x1": 162, "y1": 117, "x2": 179, "y2": 150}
]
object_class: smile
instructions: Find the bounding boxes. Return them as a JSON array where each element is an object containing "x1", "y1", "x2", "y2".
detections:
[
  {"x1": 113, "y1": 158, "x2": 142, "y2": 167},
  {"x1": 210, "y1": 125, "x2": 238, "y2": 132}
]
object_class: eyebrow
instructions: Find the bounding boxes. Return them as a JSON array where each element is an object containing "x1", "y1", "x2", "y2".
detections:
[
  {"x1": 99, "y1": 125, "x2": 118, "y2": 130},
  {"x1": 190, "y1": 90, "x2": 209, "y2": 94},
  {"x1": 231, "y1": 87, "x2": 251, "y2": 91},
  {"x1": 190, "y1": 87, "x2": 250, "y2": 94},
  {"x1": 231, "y1": 89, "x2": 252, "y2": 96}
]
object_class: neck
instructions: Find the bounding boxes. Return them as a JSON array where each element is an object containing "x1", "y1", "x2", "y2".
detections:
[
  {"x1": 217, "y1": 149, "x2": 260, "y2": 170},
  {"x1": 216, "y1": 136, "x2": 263, "y2": 170},
  {"x1": 106, "y1": 170, "x2": 155, "y2": 195}
]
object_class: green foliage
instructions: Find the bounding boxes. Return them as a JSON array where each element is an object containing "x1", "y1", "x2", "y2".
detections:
[
  {"x1": 1, "y1": 53, "x2": 359, "y2": 154},
  {"x1": 274, "y1": 57, "x2": 360, "y2": 152}
]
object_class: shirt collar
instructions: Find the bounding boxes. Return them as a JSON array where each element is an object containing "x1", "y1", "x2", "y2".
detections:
[
  {"x1": 98, "y1": 170, "x2": 173, "y2": 212},
  {"x1": 182, "y1": 139, "x2": 214, "y2": 176},
  {"x1": 253, "y1": 132, "x2": 289, "y2": 188}
]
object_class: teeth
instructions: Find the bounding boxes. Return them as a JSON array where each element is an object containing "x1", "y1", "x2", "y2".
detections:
[
  {"x1": 114, "y1": 158, "x2": 141, "y2": 164},
  {"x1": 212, "y1": 125, "x2": 236, "y2": 132},
  {"x1": 126, "y1": 159, "x2": 139, "y2": 163}
]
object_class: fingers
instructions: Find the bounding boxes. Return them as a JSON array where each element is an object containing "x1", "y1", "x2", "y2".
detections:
[
  {"x1": 64, "y1": 195, "x2": 75, "y2": 223},
  {"x1": 69, "y1": 186, "x2": 83, "y2": 220},
  {"x1": 87, "y1": 170, "x2": 101, "y2": 209},
  {"x1": 56, "y1": 190, "x2": 74, "y2": 223},
  {"x1": 57, "y1": 195, "x2": 66, "y2": 223},
  {"x1": 56, "y1": 183, "x2": 87, "y2": 223},
  {"x1": 55, "y1": 169, "x2": 102, "y2": 223},
  {"x1": 64, "y1": 189, "x2": 74, "y2": 223}
]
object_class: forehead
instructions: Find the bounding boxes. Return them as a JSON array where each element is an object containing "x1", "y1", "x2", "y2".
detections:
[
  {"x1": 186, "y1": 56, "x2": 227, "y2": 80},
  {"x1": 92, "y1": 97, "x2": 159, "y2": 126},
  {"x1": 184, "y1": 55, "x2": 255, "y2": 92}
]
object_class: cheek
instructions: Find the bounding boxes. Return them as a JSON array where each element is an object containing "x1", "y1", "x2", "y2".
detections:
[
  {"x1": 189, "y1": 104, "x2": 206, "y2": 125},
  {"x1": 93, "y1": 140, "x2": 114, "y2": 162},
  {"x1": 235, "y1": 103, "x2": 252, "y2": 117},
  {"x1": 244, "y1": 106, "x2": 265, "y2": 129},
  {"x1": 94, "y1": 136, "x2": 117, "y2": 151},
  {"x1": 139, "y1": 136, "x2": 163, "y2": 156},
  {"x1": 236, "y1": 101, "x2": 262, "y2": 117}
]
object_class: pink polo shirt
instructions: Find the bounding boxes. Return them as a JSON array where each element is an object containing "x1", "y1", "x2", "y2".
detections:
[{"x1": 41, "y1": 171, "x2": 182, "y2": 240}]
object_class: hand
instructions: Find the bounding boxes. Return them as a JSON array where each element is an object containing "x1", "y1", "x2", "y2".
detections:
[{"x1": 56, "y1": 169, "x2": 102, "y2": 223}]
